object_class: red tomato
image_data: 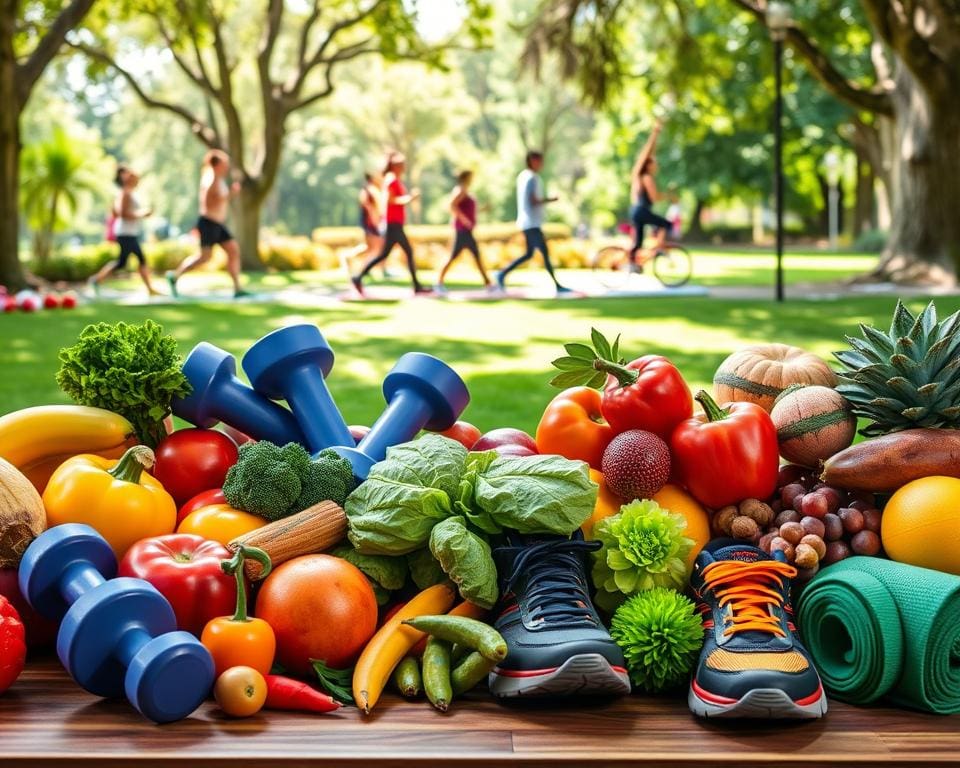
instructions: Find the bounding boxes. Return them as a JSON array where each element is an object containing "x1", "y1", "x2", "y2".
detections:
[
  {"x1": 153, "y1": 429, "x2": 238, "y2": 505},
  {"x1": 178, "y1": 488, "x2": 227, "y2": 526},
  {"x1": 0, "y1": 596, "x2": 25, "y2": 695},
  {"x1": 118, "y1": 534, "x2": 239, "y2": 637},
  {"x1": 472, "y1": 428, "x2": 538, "y2": 453},
  {"x1": 436, "y1": 420, "x2": 482, "y2": 449},
  {"x1": 0, "y1": 569, "x2": 57, "y2": 648}
]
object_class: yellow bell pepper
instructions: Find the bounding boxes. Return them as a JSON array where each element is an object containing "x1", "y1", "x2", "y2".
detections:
[
  {"x1": 43, "y1": 445, "x2": 176, "y2": 558},
  {"x1": 177, "y1": 504, "x2": 265, "y2": 547}
]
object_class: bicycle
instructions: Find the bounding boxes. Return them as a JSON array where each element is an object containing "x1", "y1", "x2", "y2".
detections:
[{"x1": 591, "y1": 223, "x2": 693, "y2": 289}]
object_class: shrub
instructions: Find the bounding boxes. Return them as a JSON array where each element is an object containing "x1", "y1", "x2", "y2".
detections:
[
  {"x1": 852, "y1": 229, "x2": 888, "y2": 253},
  {"x1": 259, "y1": 236, "x2": 338, "y2": 271}
]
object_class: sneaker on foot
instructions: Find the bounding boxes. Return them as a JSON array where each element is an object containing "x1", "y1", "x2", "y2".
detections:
[
  {"x1": 688, "y1": 540, "x2": 827, "y2": 719},
  {"x1": 434, "y1": 284, "x2": 448, "y2": 296},
  {"x1": 488, "y1": 533, "x2": 631, "y2": 699},
  {"x1": 555, "y1": 285, "x2": 573, "y2": 295},
  {"x1": 234, "y1": 289, "x2": 251, "y2": 298},
  {"x1": 351, "y1": 276, "x2": 365, "y2": 297},
  {"x1": 165, "y1": 271, "x2": 179, "y2": 298},
  {"x1": 413, "y1": 284, "x2": 433, "y2": 295}
]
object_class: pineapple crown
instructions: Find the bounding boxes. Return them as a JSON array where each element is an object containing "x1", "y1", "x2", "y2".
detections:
[{"x1": 834, "y1": 300, "x2": 960, "y2": 436}]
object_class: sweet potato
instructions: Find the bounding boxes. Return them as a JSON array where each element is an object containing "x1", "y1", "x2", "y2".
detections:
[{"x1": 820, "y1": 428, "x2": 960, "y2": 492}]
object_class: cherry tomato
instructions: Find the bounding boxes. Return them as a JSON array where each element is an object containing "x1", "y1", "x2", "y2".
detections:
[
  {"x1": 436, "y1": 420, "x2": 482, "y2": 449},
  {"x1": 177, "y1": 488, "x2": 227, "y2": 525},
  {"x1": 153, "y1": 429, "x2": 238, "y2": 506},
  {"x1": 214, "y1": 666, "x2": 267, "y2": 717}
]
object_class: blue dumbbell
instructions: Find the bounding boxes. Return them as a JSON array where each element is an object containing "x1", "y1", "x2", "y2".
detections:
[
  {"x1": 173, "y1": 341, "x2": 307, "y2": 446},
  {"x1": 242, "y1": 324, "x2": 354, "y2": 454},
  {"x1": 18, "y1": 524, "x2": 214, "y2": 723},
  {"x1": 333, "y1": 353, "x2": 469, "y2": 479}
]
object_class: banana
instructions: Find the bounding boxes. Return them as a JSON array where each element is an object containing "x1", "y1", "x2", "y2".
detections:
[{"x1": 0, "y1": 406, "x2": 137, "y2": 490}]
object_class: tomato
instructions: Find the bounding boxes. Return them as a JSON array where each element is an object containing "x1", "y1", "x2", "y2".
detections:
[
  {"x1": 473, "y1": 428, "x2": 538, "y2": 453},
  {"x1": 0, "y1": 596, "x2": 25, "y2": 694},
  {"x1": 214, "y1": 666, "x2": 267, "y2": 718},
  {"x1": 177, "y1": 488, "x2": 227, "y2": 525},
  {"x1": 256, "y1": 555, "x2": 378, "y2": 674},
  {"x1": 153, "y1": 428, "x2": 238, "y2": 506},
  {"x1": 536, "y1": 387, "x2": 615, "y2": 470},
  {"x1": 177, "y1": 504, "x2": 265, "y2": 547},
  {"x1": 436, "y1": 420, "x2": 482, "y2": 449},
  {"x1": 118, "y1": 534, "x2": 238, "y2": 637}
]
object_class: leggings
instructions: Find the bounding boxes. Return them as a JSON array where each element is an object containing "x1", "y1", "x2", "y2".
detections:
[
  {"x1": 499, "y1": 228, "x2": 559, "y2": 285},
  {"x1": 451, "y1": 230, "x2": 481, "y2": 262},
  {"x1": 358, "y1": 223, "x2": 421, "y2": 288},
  {"x1": 630, "y1": 204, "x2": 671, "y2": 258}
]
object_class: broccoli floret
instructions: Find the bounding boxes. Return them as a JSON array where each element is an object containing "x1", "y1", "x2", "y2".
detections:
[{"x1": 222, "y1": 442, "x2": 356, "y2": 521}]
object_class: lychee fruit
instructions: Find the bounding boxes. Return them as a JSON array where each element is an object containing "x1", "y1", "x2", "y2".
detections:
[{"x1": 601, "y1": 429, "x2": 671, "y2": 501}]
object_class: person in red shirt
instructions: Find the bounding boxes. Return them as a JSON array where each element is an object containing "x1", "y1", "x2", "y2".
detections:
[
  {"x1": 436, "y1": 170, "x2": 491, "y2": 293},
  {"x1": 352, "y1": 152, "x2": 427, "y2": 296}
]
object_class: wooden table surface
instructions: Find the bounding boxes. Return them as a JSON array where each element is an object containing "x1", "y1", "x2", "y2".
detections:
[{"x1": 3, "y1": 661, "x2": 960, "y2": 767}]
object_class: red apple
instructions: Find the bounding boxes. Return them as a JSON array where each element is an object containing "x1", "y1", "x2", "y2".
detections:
[
  {"x1": 0, "y1": 568, "x2": 57, "y2": 649},
  {"x1": 472, "y1": 428, "x2": 539, "y2": 454},
  {"x1": 3, "y1": 297, "x2": 15, "y2": 313},
  {"x1": 349, "y1": 425, "x2": 371, "y2": 444},
  {"x1": 60, "y1": 292, "x2": 77, "y2": 309},
  {"x1": 436, "y1": 420, "x2": 482, "y2": 449},
  {"x1": 19, "y1": 297, "x2": 37, "y2": 312},
  {"x1": 42, "y1": 294, "x2": 60, "y2": 309},
  {"x1": 491, "y1": 443, "x2": 538, "y2": 457}
]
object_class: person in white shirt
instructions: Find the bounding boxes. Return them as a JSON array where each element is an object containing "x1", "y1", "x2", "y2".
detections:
[
  {"x1": 495, "y1": 150, "x2": 570, "y2": 294},
  {"x1": 89, "y1": 165, "x2": 158, "y2": 295}
]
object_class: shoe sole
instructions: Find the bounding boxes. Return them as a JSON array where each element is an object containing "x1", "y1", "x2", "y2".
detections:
[
  {"x1": 688, "y1": 683, "x2": 828, "y2": 719},
  {"x1": 489, "y1": 653, "x2": 631, "y2": 699}
]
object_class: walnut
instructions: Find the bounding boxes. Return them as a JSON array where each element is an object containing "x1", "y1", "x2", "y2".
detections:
[
  {"x1": 738, "y1": 498, "x2": 774, "y2": 527},
  {"x1": 731, "y1": 515, "x2": 760, "y2": 541},
  {"x1": 713, "y1": 505, "x2": 739, "y2": 536}
]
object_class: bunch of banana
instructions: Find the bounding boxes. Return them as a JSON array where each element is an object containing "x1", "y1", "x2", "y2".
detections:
[{"x1": 0, "y1": 406, "x2": 137, "y2": 492}]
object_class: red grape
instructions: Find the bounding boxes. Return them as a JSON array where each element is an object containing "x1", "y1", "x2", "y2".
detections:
[
  {"x1": 851, "y1": 530, "x2": 882, "y2": 556},
  {"x1": 800, "y1": 492, "x2": 829, "y2": 520},
  {"x1": 823, "y1": 540, "x2": 852, "y2": 565},
  {"x1": 781, "y1": 483, "x2": 806, "y2": 511},
  {"x1": 822, "y1": 513, "x2": 844, "y2": 542},
  {"x1": 800, "y1": 516, "x2": 826, "y2": 538},
  {"x1": 777, "y1": 464, "x2": 806, "y2": 488},
  {"x1": 862, "y1": 508, "x2": 882, "y2": 533},
  {"x1": 774, "y1": 510, "x2": 801, "y2": 528},
  {"x1": 839, "y1": 507, "x2": 865, "y2": 535}
]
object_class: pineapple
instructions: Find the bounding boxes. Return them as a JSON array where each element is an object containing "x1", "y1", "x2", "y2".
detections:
[{"x1": 835, "y1": 301, "x2": 960, "y2": 436}]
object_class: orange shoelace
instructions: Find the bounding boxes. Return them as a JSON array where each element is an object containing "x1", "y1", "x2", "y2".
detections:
[{"x1": 701, "y1": 559, "x2": 798, "y2": 637}]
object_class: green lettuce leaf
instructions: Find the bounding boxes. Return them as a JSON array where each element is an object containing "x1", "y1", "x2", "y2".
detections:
[
  {"x1": 406, "y1": 547, "x2": 448, "y2": 591},
  {"x1": 429, "y1": 516, "x2": 498, "y2": 609},
  {"x1": 332, "y1": 547, "x2": 408, "y2": 591},
  {"x1": 369, "y1": 434, "x2": 467, "y2": 500},
  {"x1": 345, "y1": 478, "x2": 452, "y2": 555},
  {"x1": 455, "y1": 450, "x2": 501, "y2": 534},
  {"x1": 473, "y1": 454, "x2": 598, "y2": 535}
]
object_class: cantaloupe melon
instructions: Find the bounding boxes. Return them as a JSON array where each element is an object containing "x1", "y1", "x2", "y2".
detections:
[{"x1": 770, "y1": 385, "x2": 856, "y2": 467}]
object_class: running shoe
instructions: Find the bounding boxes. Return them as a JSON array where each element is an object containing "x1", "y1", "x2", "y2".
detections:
[
  {"x1": 350, "y1": 276, "x2": 365, "y2": 297},
  {"x1": 433, "y1": 284, "x2": 448, "y2": 296},
  {"x1": 234, "y1": 289, "x2": 251, "y2": 299},
  {"x1": 493, "y1": 270, "x2": 506, "y2": 292},
  {"x1": 688, "y1": 540, "x2": 827, "y2": 719},
  {"x1": 555, "y1": 284, "x2": 573, "y2": 295},
  {"x1": 488, "y1": 533, "x2": 631, "y2": 699},
  {"x1": 413, "y1": 285, "x2": 433, "y2": 295},
  {"x1": 165, "y1": 271, "x2": 179, "y2": 298}
]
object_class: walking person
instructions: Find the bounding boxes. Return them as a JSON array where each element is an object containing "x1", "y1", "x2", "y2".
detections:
[
  {"x1": 342, "y1": 172, "x2": 387, "y2": 277},
  {"x1": 166, "y1": 150, "x2": 248, "y2": 298},
  {"x1": 89, "y1": 165, "x2": 159, "y2": 296},
  {"x1": 436, "y1": 170, "x2": 491, "y2": 294},
  {"x1": 351, "y1": 152, "x2": 427, "y2": 297},
  {"x1": 629, "y1": 120, "x2": 671, "y2": 264},
  {"x1": 496, "y1": 150, "x2": 569, "y2": 294}
]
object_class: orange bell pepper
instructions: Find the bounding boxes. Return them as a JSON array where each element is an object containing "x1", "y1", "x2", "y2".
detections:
[
  {"x1": 581, "y1": 469, "x2": 624, "y2": 538},
  {"x1": 42, "y1": 445, "x2": 176, "y2": 558},
  {"x1": 201, "y1": 545, "x2": 276, "y2": 677},
  {"x1": 535, "y1": 387, "x2": 615, "y2": 470},
  {"x1": 177, "y1": 504, "x2": 265, "y2": 546}
]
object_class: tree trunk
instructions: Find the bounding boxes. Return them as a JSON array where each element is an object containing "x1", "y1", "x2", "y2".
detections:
[
  {"x1": 870, "y1": 65, "x2": 960, "y2": 285},
  {"x1": 231, "y1": 185, "x2": 264, "y2": 271},
  {"x1": 853, "y1": 151, "x2": 876, "y2": 236},
  {"x1": 686, "y1": 197, "x2": 706, "y2": 240},
  {"x1": 0, "y1": 11, "x2": 24, "y2": 291}
]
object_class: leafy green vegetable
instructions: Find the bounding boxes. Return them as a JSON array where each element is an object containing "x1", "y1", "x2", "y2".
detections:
[
  {"x1": 372, "y1": 434, "x2": 467, "y2": 500},
  {"x1": 311, "y1": 660, "x2": 354, "y2": 704},
  {"x1": 223, "y1": 442, "x2": 356, "y2": 521},
  {"x1": 472, "y1": 454, "x2": 597, "y2": 535},
  {"x1": 346, "y1": 479, "x2": 452, "y2": 555},
  {"x1": 429, "y1": 516, "x2": 498, "y2": 609},
  {"x1": 592, "y1": 499, "x2": 694, "y2": 612},
  {"x1": 454, "y1": 450, "x2": 500, "y2": 534},
  {"x1": 56, "y1": 320, "x2": 190, "y2": 448},
  {"x1": 610, "y1": 588, "x2": 702, "y2": 693},
  {"x1": 332, "y1": 546, "x2": 407, "y2": 604},
  {"x1": 407, "y1": 548, "x2": 448, "y2": 591}
]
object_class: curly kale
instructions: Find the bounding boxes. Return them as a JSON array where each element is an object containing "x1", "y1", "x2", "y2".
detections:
[
  {"x1": 223, "y1": 441, "x2": 356, "y2": 521},
  {"x1": 56, "y1": 320, "x2": 190, "y2": 448}
]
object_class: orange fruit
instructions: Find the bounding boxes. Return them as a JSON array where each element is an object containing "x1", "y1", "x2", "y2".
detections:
[
  {"x1": 882, "y1": 476, "x2": 960, "y2": 575},
  {"x1": 652, "y1": 484, "x2": 711, "y2": 570},
  {"x1": 582, "y1": 469, "x2": 624, "y2": 538},
  {"x1": 256, "y1": 554, "x2": 378, "y2": 674}
]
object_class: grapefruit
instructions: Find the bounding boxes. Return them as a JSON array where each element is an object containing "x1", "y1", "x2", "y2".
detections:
[
  {"x1": 652, "y1": 484, "x2": 711, "y2": 570},
  {"x1": 256, "y1": 554, "x2": 378, "y2": 674},
  {"x1": 881, "y1": 476, "x2": 960, "y2": 575}
]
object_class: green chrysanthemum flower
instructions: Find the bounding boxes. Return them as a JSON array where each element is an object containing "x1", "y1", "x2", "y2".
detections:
[
  {"x1": 591, "y1": 499, "x2": 693, "y2": 609},
  {"x1": 610, "y1": 587, "x2": 704, "y2": 692}
]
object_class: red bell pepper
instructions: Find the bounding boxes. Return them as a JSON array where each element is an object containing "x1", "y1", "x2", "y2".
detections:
[
  {"x1": 536, "y1": 387, "x2": 615, "y2": 470},
  {"x1": 118, "y1": 534, "x2": 239, "y2": 637},
  {"x1": 265, "y1": 674, "x2": 340, "y2": 713},
  {"x1": 670, "y1": 390, "x2": 779, "y2": 509},
  {"x1": 597, "y1": 355, "x2": 693, "y2": 440},
  {"x1": 0, "y1": 595, "x2": 25, "y2": 695}
]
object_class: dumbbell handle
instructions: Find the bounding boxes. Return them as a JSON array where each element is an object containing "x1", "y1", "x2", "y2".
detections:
[
  {"x1": 213, "y1": 378, "x2": 305, "y2": 446},
  {"x1": 60, "y1": 562, "x2": 106, "y2": 607},
  {"x1": 287, "y1": 367, "x2": 354, "y2": 452},
  {"x1": 335, "y1": 390, "x2": 431, "y2": 478},
  {"x1": 116, "y1": 627, "x2": 152, "y2": 667}
]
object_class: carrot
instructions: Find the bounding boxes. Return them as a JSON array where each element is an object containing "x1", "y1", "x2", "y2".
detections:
[{"x1": 264, "y1": 674, "x2": 341, "y2": 713}]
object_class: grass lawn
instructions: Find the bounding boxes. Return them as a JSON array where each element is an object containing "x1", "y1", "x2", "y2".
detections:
[{"x1": 2, "y1": 288, "x2": 953, "y2": 436}]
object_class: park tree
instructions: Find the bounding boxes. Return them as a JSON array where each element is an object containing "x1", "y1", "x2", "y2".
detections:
[
  {"x1": 0, "y1": 0, "x2": 98, "y2": 289},
  {"x1": 526, "y1": 0, "x2": 960, "y2": 283},
  {"x1": 72, "y1": 0, "x2": 490, "y2": 269}
]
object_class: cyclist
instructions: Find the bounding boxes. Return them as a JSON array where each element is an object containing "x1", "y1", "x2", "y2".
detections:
[{"x1": 629, "y1": 120, "x2": 671, "y2": 266}]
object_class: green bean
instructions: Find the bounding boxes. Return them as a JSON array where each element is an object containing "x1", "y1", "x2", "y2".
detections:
[
  {"x1": 403, "y1": 616, "x2": 507, "y2": 662},
  {"x1": 422, "y1": 637, "x2": 453, "y2": 712}
]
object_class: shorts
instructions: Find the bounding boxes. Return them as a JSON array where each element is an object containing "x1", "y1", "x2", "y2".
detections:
[
  {"x1": 360, "y1": 216, "x2": 379, "y2": 237},
  {"x1": 197, "y1": 216, "x2": 233, "y2": 248},
  {"x1": 630, "y1": 204, "x2": 671, "y2": 252},
  {"x1": 452, "y1": 229, "x2": 479, "y2": 256},
  {"x1": 114, "y1": 236, "x2": 144, "y2": 269}
]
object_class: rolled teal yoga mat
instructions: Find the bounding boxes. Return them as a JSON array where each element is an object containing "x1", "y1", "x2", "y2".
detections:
[{"x1": 797, "y1": 557, "x2": 960, "y2": 714}]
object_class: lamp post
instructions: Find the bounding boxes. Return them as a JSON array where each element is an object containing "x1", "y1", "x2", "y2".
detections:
[
  {"x1": 824, "y1": 150, "x2": 841, "y2": 250},
  {"x1": 767, "y1": 1, "x2": 790, "y2": 302}
]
